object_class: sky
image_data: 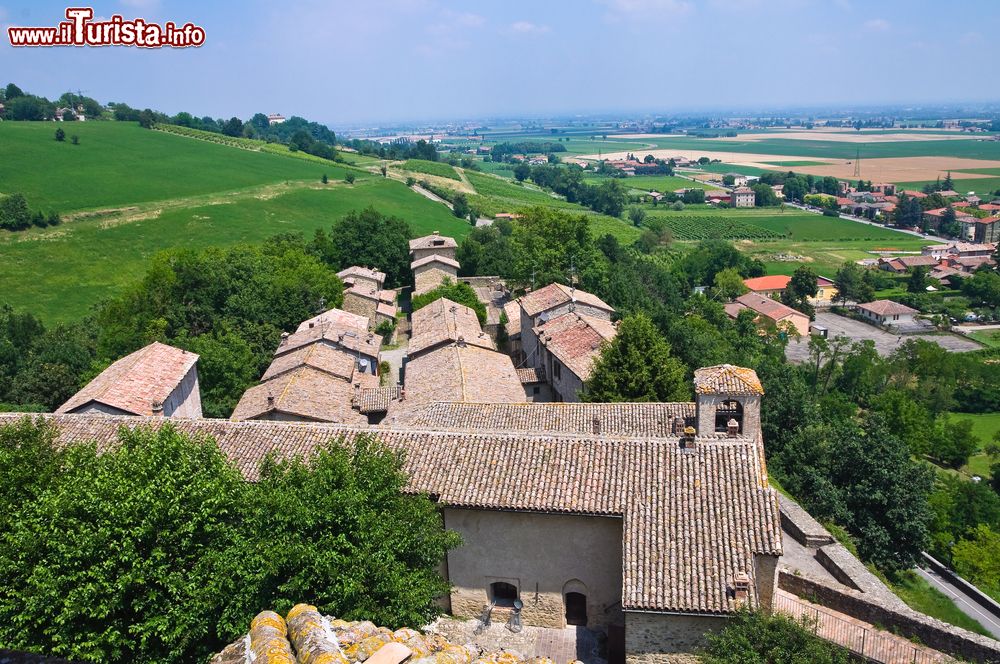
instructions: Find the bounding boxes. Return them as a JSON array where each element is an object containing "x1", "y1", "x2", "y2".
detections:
[{"x1": 1, "y1": 0, "x2": 998, "y2": 126}]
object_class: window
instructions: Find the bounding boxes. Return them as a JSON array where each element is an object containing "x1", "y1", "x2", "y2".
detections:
[
  {"x1": 533, "y1": 386, "x2": 540, "y2": 395},
  {"x1": 553, "y1": 361, "x2": 562, "y2": 380},
  {"x1": 715, "y1": 399, "x2": 743, "y2": 433},
  {"x1": 490, "y1": 581, "x2": 518, "y2": 607}
]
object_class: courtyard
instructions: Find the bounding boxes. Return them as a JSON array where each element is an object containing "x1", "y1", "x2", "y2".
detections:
[{"x1": 425, "y1": 615, "x2": 607, "y2": 664}]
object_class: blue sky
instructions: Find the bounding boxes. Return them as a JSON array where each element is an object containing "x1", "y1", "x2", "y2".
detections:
[{"x1": 1, "y1": 0, "x2": 997, "y2": 126}]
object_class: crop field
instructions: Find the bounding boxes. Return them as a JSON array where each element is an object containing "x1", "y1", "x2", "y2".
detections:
[
  {"x1": 584, "y1": 175, "x2": 721, "y2": 192},
  {"x1": 0, "y1": 177, "x2": 469, "y2": 323},
  {"x1": 0, "y1": 121, "x2": 334, "y2": 212},
  {"x1": 645, "y1": 212, "x2": 783, "y2": 241},
  {"x1": 399, "y1": 159, "x2": 460, "y2": 180},
  {"x1": 897, "y1": 176, "x2": 1000, "y2": 196}
]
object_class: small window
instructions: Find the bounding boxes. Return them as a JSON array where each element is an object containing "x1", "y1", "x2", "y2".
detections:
[
  {"x1": 490, "y1": 582, "x2": 518, "y2": 607},
  {"x1": 533, "y1": 386, "x2": 540, "y2": 395},
  {"x1": 553, "y1": 361, "x2": 562, "y2": 380}
]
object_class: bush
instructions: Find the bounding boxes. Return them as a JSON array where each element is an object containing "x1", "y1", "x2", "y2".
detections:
[
  {"x1": 54, "y1": 127, "x2": 65, "y2": 142},
  {"x1": 70, "y1": 134, "x2": 79, "y2": 145},
  {"x1": 344, "y1": 173, "x2": 356, "y2": 185},
  {"x1": 671, "y1": 201, "x2": 685, "y2": 211},
  {"x1": 702, "y1": 609, "x2": 848, "y2": 664},
  {"x1": 411, "y1": 279, "x2": 487, "y2": 325}
]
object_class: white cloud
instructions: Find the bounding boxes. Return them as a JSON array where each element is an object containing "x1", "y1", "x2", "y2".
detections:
[
  {"x1": 597, "y1": 0, "x2": 694, "y2": 22},
  {"x1": 509, "y1": 20, "x2": 551, "y2": 35},
  {"x1": 862, "y1": 18, "x2": 890, "y2": 32}
]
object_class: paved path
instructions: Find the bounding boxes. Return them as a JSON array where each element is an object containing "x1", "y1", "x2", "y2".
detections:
[
  {"x1": 412, "y1": 184, "x2": 453, "y2": 209},
  {"x1": 427, "y1": 616, "x2": 605, "y2": 664},
  {"x1": 916, "y1": 567, "x2": 1000, "y2": 640},
  {"x1": 786, "y1": 312, "x2": 981, "y2": 362}
]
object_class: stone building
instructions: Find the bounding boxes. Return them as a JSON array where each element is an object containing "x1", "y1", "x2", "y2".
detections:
[
  {"x1": 731, "y1": 186, "x2": 755, "y2": 208},
  {"x1": 56, "y1": 341, "x2": 202, "y2": 418},
  {"x1": 533, "y1": 312, "x2": 616, "y2": 402},
  {"x1": 337, "y1": 266, "x2": 386, "y2": 291},
  {"x1": 724, "y1": 292, "x2": 810, "y2": 337},
  {"x1": 409, "y1": 231, "x2": 458, "y2": 263},
  {"x1": 517, "y1": 283, "x2": 614, "y2": 370},
  {"x1": 19, "y1": 364, "x2": 781, "y2": 664},
  {"x1": 412, "y1": 255, "x2": 460, "y2": 295}
]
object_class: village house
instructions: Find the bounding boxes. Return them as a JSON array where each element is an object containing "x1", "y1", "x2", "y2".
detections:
[
  {"x1": 922, "y1": 242, "x2": 996, "y2": 260},
  {"x1": 409, "y1": 231, "x2": 458, "y2": 263},
  {"x1": 921, "y1": 207, "x2": 974, "y2": 232},
  {"x1": 342, "y1": 284, "x2": 399, "y2": 331},
  {"x1": 724, "y1": 292, "x2": 810, "y2": 337},
  {"x1": 731, "y1": 186, "x2": 755, "y2": 208},
  {"x1": 410, "y1": 232, "x2": 461, "y2": 295},
  {"x1": 533, "y1": 311, "x2": 617, "y2": 403},
  {"x1": 231, "y1": 308, "x2": 380, "y2": 424},
  {"x1": 459, "y1": 276, "x2": 511, "y2": 339},
  {"x1": 878, "y1": 254, "x2": 941, "y2": 273},
  {"x1": 964, "y1": 216, "x2": 1000, "y2": 244},
  {"x1": 337, "y1": 265, "x2": 386, "y2": 291},
  {"x1": 705, "y1": 190, "x2": 731, "y2": 205},
  {"x1": 856, "y1": 300, "x2": 919, "y2": 327},
  {"x1": 517, "y1": 283, "x2": 615, "y2": 373},
  {"x1": 22, "y1": 364, "x2": 781, "y2": 663},
  {"x1": 56, "y1": 342, "x2": 202, "y2": 418},
  {"x1": 725, "y1": 173, "x2": 749, "y2": 187},
  {"x1": 267, "y1": 113, "x2": 286, "y2": 125},
  {"x1": 742, "y1": 274, "x2": 839, "y2": 304}
]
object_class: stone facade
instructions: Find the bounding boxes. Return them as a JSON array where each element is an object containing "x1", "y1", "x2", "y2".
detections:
[
  {"x1": 414, "y1": 263, "x2": 458, "y2": 295},
  {"x1": 443, "y1": 508, "x2": 624, "y2": 631},
  {"x1": 545, "y1": 356, "x2": 585, "y2": 403},
  {"x1": 343, "y1": 290, "x2": 378, "y2": 326},
  {"x1": 519, "y1": 301, "x2": 612, "y2": 369},
  {"x1": 624, "y1": 612, "x2": 728, "y2": 664},
  {"x1": 695, "y1": 393, "x2": 761, "y2": 437}
]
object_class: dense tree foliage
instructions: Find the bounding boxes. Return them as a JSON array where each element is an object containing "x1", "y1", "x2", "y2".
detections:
[
  {"x1": 309, "y1": 206, "x2": 412, "y2": 288},
  {"x1": 702, "y1": 609, "x2": 848, "y2": 664},
  {"x1": 411, "y1": 279, "x2": 488, "y2": 325},
  {"x1": 0, "y1": 420, "x2": 458, "y2": 663},
  {"x1": 584, "y1": 313, "x2": 688, "y2": 402}
]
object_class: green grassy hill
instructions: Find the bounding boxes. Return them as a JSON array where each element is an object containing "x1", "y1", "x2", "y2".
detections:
[
  {"x1": 0, "y1": 121, "x2": 339, "y2": 212},
  {"x1": 0, "y1": 121, "x2": 477, "y2": 323}
]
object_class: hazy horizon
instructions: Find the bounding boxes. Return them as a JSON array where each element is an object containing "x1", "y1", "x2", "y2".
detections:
[{"x1": 3, "y1": 0, "x2": 999, "y2": 126}]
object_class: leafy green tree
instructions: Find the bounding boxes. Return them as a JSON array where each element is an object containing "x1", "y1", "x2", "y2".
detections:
[
  {"x1": 594, "y1": 179, "x2": 627, "y2": 217},
  {"x1": 751, "y1": 183, "x2": 779, "y2": 207},
  {"x1": 510, "y1": 207, "x2": 606, "y2": 291},
  {"x1": 452, "y1": 193, "x2": 470, "y2": 219},
  {"x1": 929, "y1": 416, "x2": 979, "y2": 469},
  {"x1": 907, "y1": 266, "x2": 930, "y2": 293},
  {"x1": 410, "y1": 279, "x2": 487, "y2": 325},
  {"x1": 137, "y1": 108, "x2": 156, "y2": 128},
  {"x1": 952, "y1": 525, "x2": 1000, "y2": 597},
  {"x1": 54, "y1": 127, "x2": 65, "y2": 142},
  {"x1": 627, "y1": 205, "x2": 647, "y2": 227},
  {"x1": 4, "y1": 82, "x2": 24, "y2": 99},
  {"x1": 722, "y1": 174, "x2": 736, "y2": 186},
  {"x1": 513, "y1": 162, "x2": 531, "y2": 181},
  {"x1": 702, "y1": 609, "x2": 848, "y2": 664},
  {"x1": 833, "y1": 262, "x2": 875, "y2": 305},
  {"x1": 456, "y1": 221, "x2": 515, "y2": 279},
  {"x1": 870, "y1": 389, "x2": 932, "y2": 455},
  {"x1": 781, "y1": 266, "x2": 818, "y2": 318},
  {"x1": 0, "y1": 193, "x2": 32, "y2": 231},
  {"x1": 311, "y1": 206, "x2": 412, "y2": 288},
  {"x1": 712, "y1": 267, "x2": 748, "y2": 302},
  {"x1": 584, "y1": 313, "x2": 688, "y2": 402},
  {"x1": 962, "y1": 270, "x2": 1000, "y2": 308}
]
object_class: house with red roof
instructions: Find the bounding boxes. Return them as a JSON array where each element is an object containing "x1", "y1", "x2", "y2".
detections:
[{"x1": 742, "y1": 275, "x2": 838, "y2": 303}]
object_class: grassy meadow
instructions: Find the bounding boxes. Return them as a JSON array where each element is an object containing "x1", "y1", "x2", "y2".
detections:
[{"x1": 584, "y1": 174, "x2": 723, "y2": 192}]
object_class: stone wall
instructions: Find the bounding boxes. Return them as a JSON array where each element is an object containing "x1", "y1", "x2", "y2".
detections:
[
  {"x1": 443, "y1": 508, "x2": 623, "y2": 630},
  {"x1": 414, "y1": 264, "x2": 457, "y2": 295},
  {"x1": 624, "y1": 612, "x2": 728, "y2": 664},
  {"x1": 695, "y1": 393, "x2": 760, "y2": 438},
  {"x1": 779, "y1": 495, "x2": 834, "y2": 548},
  {"x1": 412, "y1": 246, "x2": 457, "y2": 263},
  {"x1": 779, "y1": 571, "x2": 1000, "y2": 663},
  {"x1": 343, "y1": 292, "x2": 377, "y2": 329}
]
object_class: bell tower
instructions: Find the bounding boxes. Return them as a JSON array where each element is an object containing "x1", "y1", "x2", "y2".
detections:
[{"x1": 693, "y1": 365, "x2": 763, "y2": 438}]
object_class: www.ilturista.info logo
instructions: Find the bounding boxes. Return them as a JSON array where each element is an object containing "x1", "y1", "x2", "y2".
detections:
[{"x1": 7, "y1": 7, "x2": 205, "y2": 48}]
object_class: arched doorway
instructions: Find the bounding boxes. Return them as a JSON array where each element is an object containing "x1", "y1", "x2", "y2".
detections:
[
  {"x1": 565, "y1": 592, "x2": 587, "y2": 625},
  {"x1": 563, "y1": 579, "x2": 588, "y2": 626},
  {"x1": 490, "y1": 581, "x2": 518, "y2": 607},
  {"x1": 715, "y1": 399, "x2": 743, "y2": 433}
]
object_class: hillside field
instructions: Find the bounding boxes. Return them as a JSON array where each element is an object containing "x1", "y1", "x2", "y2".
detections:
[{"x1": 0, "y1": 121, "x2": 336, "y2": 212}]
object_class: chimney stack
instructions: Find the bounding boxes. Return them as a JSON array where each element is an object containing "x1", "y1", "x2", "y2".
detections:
[
  {"x1": 592, "y1": 417, "x2": 601, "y2": 435},
  {"x1": 672, "y1": 416, "x2": 686, "y2": 436},
  {"x1": 681, "y1": 425, "x2": 697, "y2": 450},
  {"x1": 727, "y1": 418, "x2": 740, "y2": 438},
  {"x1": 267, "y1": 394, "x2": 275, "y2": 408},
  {"x1": 151, "y1": 400, "x2": 164, "y2": 416},
  {"x1": 280, "y1": 331, "x2": 290, "y2": 344},
  {"x1": 732, "y1": 572, "x2": 751, "y2": 603}
]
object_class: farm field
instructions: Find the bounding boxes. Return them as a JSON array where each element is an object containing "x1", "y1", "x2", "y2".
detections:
[
  {"x1": 399, "y1": 159, "x2": 460, "y2": 180},
  {"x1": 897, "y1": 177, "x2": 1000, "y2": 197},
  {"x1": 584, "y1": 175, "x2": 722, "y2": 192},
  {"x1": 0, "y1": 177, "x2": 469, "y2": 323},
  {"x1": 967, "y1": 329, "x2": 1000, "y2": 348},
  {"x1": 0, "y1": 121, "x2": 333, "y2": 212}
]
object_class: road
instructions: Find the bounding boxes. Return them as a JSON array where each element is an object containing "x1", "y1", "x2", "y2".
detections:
[{"x1": 916, "y1": 566, "x2": 1000, "y2": 639}]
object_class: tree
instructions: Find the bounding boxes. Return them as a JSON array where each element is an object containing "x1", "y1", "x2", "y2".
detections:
[
  {"x1": 940, "y1": 206, "x2": 960, "y2": 238},
  {"x1": 702, "y1": 609, "x2": 848, "y2": 664},
  {"x1": 593, "y1": 179, "x2": 627, "y2": 217},
  {"x1": 452, "y1": 193, "x2": 470, "y2": 219},
  {"x1": 4, "y1": 82, "x2": 24, "y2": 99},
  {"x1": 751, "y1": 183, "x2": 779, "y2": 207},
  {"x1": 584, "y1": 313, "x2": 688, "y2": 402},
  {"x1": 962, "y1": 270, "x2": 1000, "y2": 308},
  {"x1": 951, "y1": 525, "x2": 1000, "y2": 597},
  {"x1": 54, "y1": 127, "x2": 65, "y2": 142},
  {"x1": 722, "y1": 174, "x2": 736, "y2": 186},
  {"x1": 70, "y1": 134, "x2": 79, "y2": 145},
  {"x1": 311, "y1": 207, "x2": 412, "y2": 288},
  {"x1": 513, "y1": 162, "x2": 531, "y2": 182},
  {"x1": 907, "y1": 266, "x2": 930, "y2": 293},
  {"x1": 712, "y1": 267, "x2": 748, "y2": 302},
  {"x1": 410, "y1": 279, "x2": 487, "y2": 325},
  {"x1": 833, "y1": 262, "x2": 874, "y2": 305},
  {"x1": 250, "y1": 112, "x2": 270, "y2": 132},
  {"x1": 456, "y1": 222, "x2": 515, "y2": 279},
  {"x1": 509, "y1": 207, "x2": 605, "y2": 290},
  {"x1": 4, "y1": 95, "x2": 52, "y2": 121},
  {"x1": 943, "y1": 171, "x2": 954, "y2": 191},
  {"x1": 627, "y1": 205, "x2": 647, "y2": 227},
  {"x1": 0, "y1": 193, "x2": 32, "y2": 231},
  {"x1": 781, "y1": 266, "x2": 818, "y2": 318},
  {"x1": 221, "y1": 116, "x2": 245, "y2": 137},
  {"x1": 137, "y1": 108, "x2": 156, "y2": 129},
  {"x1": 929, "y1": 415, "x2": 980, "y2": 469}
]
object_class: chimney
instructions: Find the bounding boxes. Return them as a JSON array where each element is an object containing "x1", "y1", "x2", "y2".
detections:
[
  {"x1": 681, "y1": 425, "x2": 697, "y2": 450},
  {"x1": 266, "y1": 394, "x2": 275, "y2": 409},
  {"x1": 672, "y1": 416, "x2": 685, "y2": 436},
  {"x1": 592, "y1": 417, "x2": 601, "y2": 435},
  {"x1": 151, "y1": 400, "x2": 164, "y2": 416},
  {"x1": 308, "y1": 322, "x2": 315, "y2": 329},
  {"x1": 732, "y1": 572, "x2": 751, "y2": 603},
  {"x1": 280, "y1": 331, "x2": 290, "y2": 344},
  {"x1": 457, "y1": 335, "x2": 466, "y2": 347},
  {"x1": 727, "y1": 418, "x2": 740, "y2": 438}
]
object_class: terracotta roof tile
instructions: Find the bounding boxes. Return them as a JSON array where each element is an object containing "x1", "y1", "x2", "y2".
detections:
[
  {"x1": 408, "y1": 298, "x2": 494, "y2": 358},
  {"x1": 395, "y1": 344, "x2": 525, "y2": 412},
  {"x1": 2, "y1": 413, "x2": 781, "y2": 615},
  {"x1": 354, "y1": 386, "x2": 402, "y2": 414},
  {"x1": 857, "y1": 300, "x2": 919, "y2": 317},
  {"x1": 56, "y1": 342, "x2": 198, "y2": 416},
  {"x1": 231, "y1": 367, "x2": 369, "y2": 424},
  {"x1": 261, "y1": 343, "x2": 357, "y2": 382},
  {"x1": 279, "y1": 323, "x2": 382, "y2": 360},
  {"x1": 295, "y1": 308, "x2": 369, "y2": 334},
  {"x1": 516, "y1": 367, "x2": 545, "y2": 384},
  {"x1": 733, "y1": 292, "x2": 805, "y2": 324},
  {"x1": 410, "y1": 254, "x2": 460, "y2": 270},
  {"x1": 336, "y1": 266, "x2": 386, "y2": 287},
  {"x1": 534, "y1": 312, "x2": 616, "y2": 382},
  {"x1": 743, "y1": 275, "x2": 790, "y2": 291},
  {"x1": 519, "y1": 283, "x2": 614, "y2": 318},
  {"x1": 408, "y1": 233, "x2": 458, "y2": 252},
  {"x1": 694, "y1": 365, "x2": 764, "y2": 396}
]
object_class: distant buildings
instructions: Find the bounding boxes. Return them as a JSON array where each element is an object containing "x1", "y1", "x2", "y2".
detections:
[
  {"x1": 742, "y1": 274, "x2": 838, "y2": 304},
  {"x1": 267, "y1": 113, "x2": 286, "y2": 125},
  {"x1": 725, "y1": 292, "x2": 810, "y2": 337},
  {"x1": 56, "y1": 342, "x2": 202, "y2": 418},
  {"x1": 856, "y1": 300, "x2": 918, "y2": 327},
  {"x1": 731, "y1": 186, "x2": 755, "y2": 208}
]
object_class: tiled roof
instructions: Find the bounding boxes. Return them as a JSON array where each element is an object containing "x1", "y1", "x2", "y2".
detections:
[
  {"x1": 503, "y1": 300, "x2": 521, "y2": 338},
  {"x1": 516, "y1": 367, "x2": 546, "y2": 384},
  {"x1": 857, "y1": 300, "x2": 919, "y2": 316},
  {"x1": 534, "y1": 312, "x2": 616, "y2": 382},
  {"x1": 354, "y1": 386, "x2": 402, "y2": 414},
  {"x1": 408, "y1": 298, "x2": 494, "y2": 358},
  {"x1": 262, "y1": 343, "x2": 357, "y2": 382},
  {"x1": 231, "y1": 366, "x2": 369, "y2": 424},
  {"x1": 519, "y1": 283, "x2": 614, "y2": 318},
  {"x1": 295, "y1": 308, "x2": 369, "y2": 334},
  {"x1": 408, "y1": 233, "x2": 457, "y2": 252},
  {"x1": 733, "y1": 292, "x2": 805, "y2": 323},
  {"x1": 3, "y1": 413, "x2": 782, "y2": 614},
  {"x1": 56, "y1": 342, "x2": 198, "y2": 416},
  {"x1": 376, "y1": 302, "x2": 398, "y2": 318},
  {"x1": 336, "y1": 266, "x2": 386, "y2": 286},
  {"x1": 743, "y1": 275, "x2": 790, "y2": 291},
  {"x1": 278, "y1": 324, "x2": 382, "y2": 361},
  {"x1": 391, "y1": 401, "x2": 695, "y2": 437},
  {"x1": 395, "y1": 344, "x2": 526, "y2": 412},
  {"x1": 410, "y1": 254, "x2": 460, "y2": 270},
  {"x1": 694, "y1": 365, "x2": 764, "y2": 396},
  {"x1": 893, "y1": 255, "x2": 939, "y2": 268}
]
